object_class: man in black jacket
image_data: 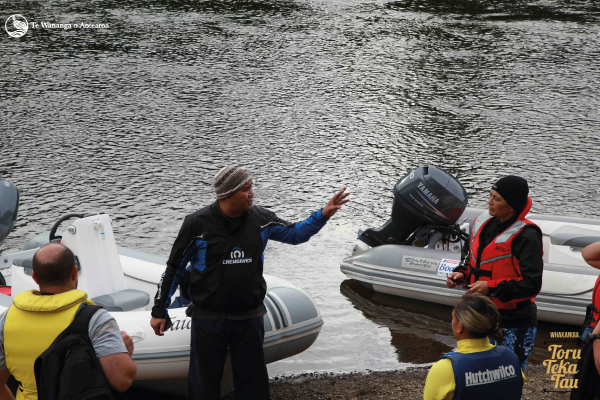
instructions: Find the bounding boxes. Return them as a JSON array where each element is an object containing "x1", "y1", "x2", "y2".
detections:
[{"x1": 150, "y1": 166, "x2": 349, "y2": 400}]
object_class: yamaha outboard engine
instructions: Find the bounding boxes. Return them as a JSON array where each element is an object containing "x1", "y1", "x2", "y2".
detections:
[
  {"x1": 0, "y1": 179, "x2": 19, "y2": 251},
  {"x1": 359, "y1": 166, "x2": 468, "y2": 248}
]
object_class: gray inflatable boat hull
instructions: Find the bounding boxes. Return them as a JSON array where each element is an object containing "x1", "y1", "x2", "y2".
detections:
[{"x1": 341, "y1": 208, "x2": 600, "y2": 326}]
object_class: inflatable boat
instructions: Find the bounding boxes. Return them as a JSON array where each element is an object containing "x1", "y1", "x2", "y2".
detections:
[
  {"x1": 0, "y1": 180, "x2": 323, "y2": 396},
  {"x1": 340, "y1": 166, "x2": 600, "y2": 326}
]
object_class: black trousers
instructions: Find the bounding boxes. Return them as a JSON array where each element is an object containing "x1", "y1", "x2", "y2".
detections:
[{"x1": 188, "y1": 317, "x2": 270, "y2": 400}]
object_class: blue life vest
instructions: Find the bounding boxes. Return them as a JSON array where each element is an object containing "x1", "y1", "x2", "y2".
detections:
[{"x1": 438, "y1": 346, "x2": 523, "y2": 400}]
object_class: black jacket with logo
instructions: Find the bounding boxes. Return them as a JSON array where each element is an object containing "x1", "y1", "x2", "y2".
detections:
[{"x1": 151, "y1": 202, "x2": 328, "y2": 320}]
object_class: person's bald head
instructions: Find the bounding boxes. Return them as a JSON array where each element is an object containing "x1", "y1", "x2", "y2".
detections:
[{"x1": 32, "y1": 243, "x2": 75, "y2": 287}]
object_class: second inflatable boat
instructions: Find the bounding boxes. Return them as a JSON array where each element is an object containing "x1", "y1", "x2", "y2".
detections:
[{"x1": 340, "y1": 166, "x2": 600, "y2": 326}]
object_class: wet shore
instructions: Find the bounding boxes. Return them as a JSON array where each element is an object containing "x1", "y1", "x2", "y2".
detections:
[{"x1": 127, "y1": 364, "x2": 572, "y2": 399}]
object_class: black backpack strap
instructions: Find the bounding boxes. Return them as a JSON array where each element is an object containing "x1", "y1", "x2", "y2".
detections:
[
  {"x1": 34, "y1": 303, "x2": 106, "y2": 400},
  {"x1": 571, "y1": 341, "x2": 600, "y2": 400},
  {"x1": 70, "y1": 303, "x2": 102, "y2": 335}
]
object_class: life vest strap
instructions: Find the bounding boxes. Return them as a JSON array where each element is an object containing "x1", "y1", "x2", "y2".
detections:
[
  {"x1": 480, "y1": 254, "x2": 513, "y2": 266},
  {"x1": 470, "y1": 267, "x2": 492, "y2": 279}
]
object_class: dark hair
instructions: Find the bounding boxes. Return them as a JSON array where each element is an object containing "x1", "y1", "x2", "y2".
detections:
[
  {"x1": 32, "y1": 243, "x2": 75, "y2": 286},
  {"x1": 454, "y1": 293, "x2": 504, "y2": 342}
]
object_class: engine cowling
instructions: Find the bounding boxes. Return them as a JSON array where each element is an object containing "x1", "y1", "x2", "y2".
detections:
[{"x1": 359, "y1": 166, "x2": 468, "y2": 247}]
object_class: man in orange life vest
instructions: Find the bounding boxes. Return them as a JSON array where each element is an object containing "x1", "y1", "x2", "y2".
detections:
[{"x1": 447, "y1": 175, "x2": 543, "y2": 370}]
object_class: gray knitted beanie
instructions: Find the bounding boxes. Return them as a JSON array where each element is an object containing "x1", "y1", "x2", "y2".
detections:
[{"x1": 214, "y1": 166, "x2": 252, "y2": 200}]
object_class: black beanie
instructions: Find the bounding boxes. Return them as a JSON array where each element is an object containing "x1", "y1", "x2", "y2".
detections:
[{"x1": 492, "y1": 175, "x2": 529, "y2": 213}]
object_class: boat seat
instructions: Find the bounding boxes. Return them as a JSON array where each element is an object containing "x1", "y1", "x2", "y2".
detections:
[
  {"x1": 91, "y1": 289, "x2": 150, "y2": 312},
  {"x1": 12, "y1": 257, "x2": 29, "y2": 267},
  {"x1": 21, "y1": 258, "x2": 33, "y2": 276},
  {"x1": 10, "y1": 256, "x2": 148, "y2": 311},
  {"x1": 558, "y1": 236, "x2": 600, "y2": 248},
  {"x1": 550, "y1": 225, "x2": 600, "y2": 248},
  {"x1": 14, "y1": 256, "x2": 80, "y2": 277},
  {"x1": 23, "y1": 231, "x2": 55, "y2": 250},
  {"x1": 0, "y1": 294, "x2": 12, "y2": 308}
]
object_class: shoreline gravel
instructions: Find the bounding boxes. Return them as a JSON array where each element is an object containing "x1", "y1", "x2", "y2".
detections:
[{"x1": 127, "y1": 364, "x2": 574, "y2": 399}]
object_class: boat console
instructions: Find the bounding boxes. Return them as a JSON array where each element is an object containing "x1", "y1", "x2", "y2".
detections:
[{"x1": 9, "y1": 214, "x2": 149, "y2": 311}]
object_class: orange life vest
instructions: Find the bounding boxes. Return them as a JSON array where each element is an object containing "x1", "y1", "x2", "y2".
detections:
[
  {"x1": 588, "y1": 276, "x2": 600, "y2": 328},
  {"x1": 467, "y1": 197, "x2": 542, "y2": 310}
]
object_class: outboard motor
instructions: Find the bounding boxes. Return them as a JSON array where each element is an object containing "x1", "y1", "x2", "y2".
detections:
[
  {"x1": 0, "y1": 179, "x2": 19, "y2": 251},
  {"x1": 359, "y1": 166, "x2": 468, "y2": 248}
]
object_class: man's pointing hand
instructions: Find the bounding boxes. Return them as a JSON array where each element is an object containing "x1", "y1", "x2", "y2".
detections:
[{"x1": 322, "y1": 187, "x2": 350, "y2": 218}]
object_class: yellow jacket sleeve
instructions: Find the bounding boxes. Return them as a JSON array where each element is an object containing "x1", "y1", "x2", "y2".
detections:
[{"x1": 423, "y1": 359, "x2": 455, "y2": 400}]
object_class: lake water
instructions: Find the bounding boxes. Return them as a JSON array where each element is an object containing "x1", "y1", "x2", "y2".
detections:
[{"x1": 1, "y1": 0, "x2": 600, "y2": 382}]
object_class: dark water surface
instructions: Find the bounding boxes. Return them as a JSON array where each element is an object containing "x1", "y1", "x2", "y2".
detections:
[{"x1": 1, "y1": 0, "x2": 600, "y2": 381}]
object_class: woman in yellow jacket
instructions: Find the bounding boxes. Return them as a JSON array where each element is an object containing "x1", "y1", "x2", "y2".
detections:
[{"x1": 424, "y1": 293, "x2": 524, "y2": 400}]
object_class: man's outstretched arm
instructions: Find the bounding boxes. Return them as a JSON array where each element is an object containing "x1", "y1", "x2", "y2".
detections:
[{"x1": 265, "y1": 188, "x2": 349, "y2": 244}]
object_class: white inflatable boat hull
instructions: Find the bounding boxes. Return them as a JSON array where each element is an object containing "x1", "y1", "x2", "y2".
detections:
[{"x1": 0, "y1": 214, "x2": 323, "y2": 396}]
